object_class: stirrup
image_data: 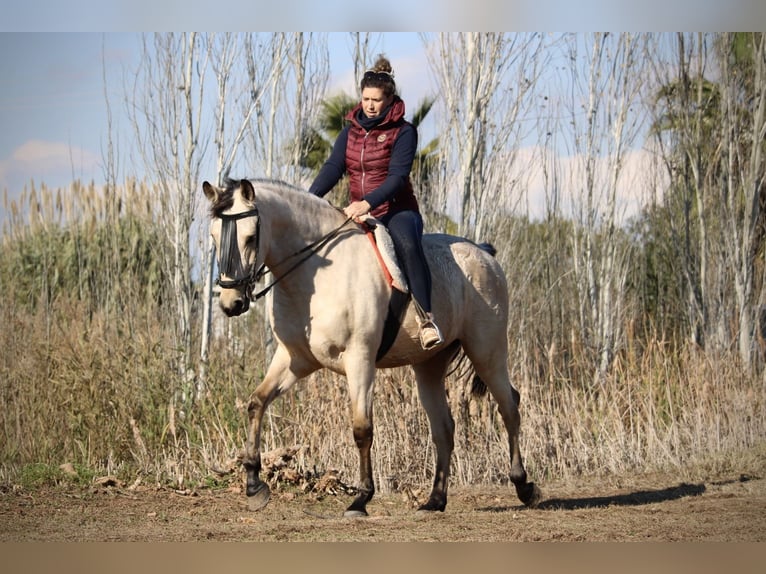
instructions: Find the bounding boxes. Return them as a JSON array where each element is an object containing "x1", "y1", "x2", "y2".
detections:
[{"x1": 419, "y1": 319, "x2": 443, "y2": 350}]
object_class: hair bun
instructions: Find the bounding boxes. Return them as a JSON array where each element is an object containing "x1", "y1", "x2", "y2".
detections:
[{"x1": 371, "y1": 54, "x2": 394, "y2": 77}]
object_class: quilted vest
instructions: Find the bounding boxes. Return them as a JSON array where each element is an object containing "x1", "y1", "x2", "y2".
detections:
[{"x1": 345, "y1": 99, "x2": 419, "y2": 218}]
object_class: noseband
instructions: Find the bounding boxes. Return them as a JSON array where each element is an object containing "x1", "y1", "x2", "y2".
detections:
[{"x1": 216, "y1": 207, "x2": 262, "y2": 291}]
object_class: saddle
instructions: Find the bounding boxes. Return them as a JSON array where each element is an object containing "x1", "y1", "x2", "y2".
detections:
[
  {"x1": 360, "y1": 216, "x2": 408, "y2": 293},
  {"x1": 360, "y1": 216, "x2": 411, "y2": 362}
]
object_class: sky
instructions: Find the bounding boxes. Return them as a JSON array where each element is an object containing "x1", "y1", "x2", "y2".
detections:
[
  {"x1": 3, "y1": 0, "x2": 763, "y2": 33},
  {"x1": 0, "y1": 31, "x2": 452, "y2": 237},
  {"x1": 1, "y1": 1, "x2": 765, "y2": 226},
  {"x1": 0, "y1": 33, "x2": 433, "y2": 202},
  {"x1": 0, "y1": 33, "x2": 133, "y2": 195}
]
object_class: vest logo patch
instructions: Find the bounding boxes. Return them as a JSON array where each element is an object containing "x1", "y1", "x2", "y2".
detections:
[{"x1": 377, "y1": 134, "x2": 387, "y2": 143}]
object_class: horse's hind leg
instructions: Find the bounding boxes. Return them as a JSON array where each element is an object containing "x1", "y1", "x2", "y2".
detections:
[
  {"x1": 242, "y1": 344, "x2": 305, "y2": 511},
  {"x1": 502, "y1": 387, "x2": 541, "y2": 507},
  {"x1": 413, "y1": 352, "x2": 456, "y2": 512},
  {"x1": 464, "y1": 344, "x2": 541, "y2": 508}
]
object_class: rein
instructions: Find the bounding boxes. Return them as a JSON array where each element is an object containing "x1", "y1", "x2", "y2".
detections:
[
  {"x1": 216, "y1": 203, "x2": 353, "y2": 301},
  {"x1": 249, "y1": 214, "x2": 354, "y2": 300}
]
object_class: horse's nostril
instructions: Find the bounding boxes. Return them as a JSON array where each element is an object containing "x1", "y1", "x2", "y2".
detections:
[{"x1": 222, "y1": 297, "x2": 249, "y2": 317}]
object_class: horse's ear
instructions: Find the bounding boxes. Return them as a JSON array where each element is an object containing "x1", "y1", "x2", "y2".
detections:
[
  {"x1": 202, "y1": 181, "x2": 217, "y2": 202},
  {"x1": 240, "y1": 179, "x2": 255, "y2": 202}
]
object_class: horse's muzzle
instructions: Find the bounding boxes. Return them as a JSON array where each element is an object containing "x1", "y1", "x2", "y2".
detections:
[{"x1": 220, "y1": 293, "x2": 250, "y2": 317}]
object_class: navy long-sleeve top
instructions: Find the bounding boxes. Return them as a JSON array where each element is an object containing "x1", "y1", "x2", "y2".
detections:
[{"x1": 308, "y1": 119, "x2": 417, "y2": 211}]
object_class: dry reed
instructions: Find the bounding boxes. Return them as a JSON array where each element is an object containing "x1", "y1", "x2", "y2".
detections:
[{"x1": 1, "y1": 181, "x2": 764, "y2": 495}]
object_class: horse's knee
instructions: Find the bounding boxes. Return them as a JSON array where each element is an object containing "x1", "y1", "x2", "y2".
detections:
[
  {"x1": 247, "y1": 386, "x2": 270, "y2": 413},
  {"x1": 246, "y1": 398, "x2": 261, "y2": 419},
  {"x1": 352, "y1": 420, "x2": 373, "y2": 449},
  {"x1": 248, "y1": 383, "x2": 281, "y2": 419}
]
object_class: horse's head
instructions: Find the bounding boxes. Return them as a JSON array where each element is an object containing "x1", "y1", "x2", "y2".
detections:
[{"x1": 203, "y1": 179, "x2": 263, "y2": 317}]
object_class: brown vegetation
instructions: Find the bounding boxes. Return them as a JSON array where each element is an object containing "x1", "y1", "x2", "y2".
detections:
[{"x1": 1, "y1": 183, "x2": 763, "y2": 502}]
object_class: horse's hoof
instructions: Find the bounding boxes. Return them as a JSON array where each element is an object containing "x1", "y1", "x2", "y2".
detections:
[
  {"x1": 417, "y1": 493, "x2": 447, "y2": 513},
  {"x1": 247, "y1": 483, "x2": 271, "y2": 511},
  {"x1": 518, "y1": 482, "x2": 542, "y2": 508},
  {"x1": 343, "y1": 509, "x2": 368, "y2": 518}
]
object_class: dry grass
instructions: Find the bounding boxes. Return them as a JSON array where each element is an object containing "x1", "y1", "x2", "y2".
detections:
[{"x1": 1, "y1": 181, "x2": 764, "y2": 495}]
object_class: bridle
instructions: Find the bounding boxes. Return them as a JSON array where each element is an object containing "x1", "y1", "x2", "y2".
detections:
[
  {"x1": 216, "y1": 207, "x2": 262, "y2": 290},
  {"x1": 215, "y1": 202, "x2": 353, "y2": 301}
]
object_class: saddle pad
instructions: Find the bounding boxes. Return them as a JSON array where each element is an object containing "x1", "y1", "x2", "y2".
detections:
[{"x1": 362, "y1": 216, "x2": 409, "y2": 293}]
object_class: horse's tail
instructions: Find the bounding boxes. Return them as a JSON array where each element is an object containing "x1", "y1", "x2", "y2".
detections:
[
  {"x1": 470, "y1": 375, "x2": 488, "y2": 397},
  {"x1": 447, "y1": 352, "x2": 489, "y2": 397},
  {"x1": 477, "y1": 241, "x2": 497, "y2": 257}
]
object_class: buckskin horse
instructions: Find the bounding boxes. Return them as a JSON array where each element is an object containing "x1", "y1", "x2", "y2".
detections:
[{"x1": 203, "y1": 178, "x2": 540, "y2": 516}]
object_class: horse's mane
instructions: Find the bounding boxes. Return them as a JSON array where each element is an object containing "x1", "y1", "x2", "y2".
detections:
[{"x1": 210, "y1": 178, "x2": 345, "y2": 224}]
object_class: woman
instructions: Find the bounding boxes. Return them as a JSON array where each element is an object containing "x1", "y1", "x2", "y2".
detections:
[{"x1": 308, "y1": 55, "x2": 443, "y2": 350}]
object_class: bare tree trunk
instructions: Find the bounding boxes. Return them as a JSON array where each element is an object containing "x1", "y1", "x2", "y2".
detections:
[
  {"x1": 650, "y1": 33, "x2": 766, "y2": 371},
  {"x1": 425, "y1": 32, "x2": 544, "y2": 240},
  {"x1": 127, "y1": 33, "x2": 207, "y2": 404},
  {"x1": 750, "y1": 35, "x2": 766, "y2": 373},
  {"x1": 286, "y1": 32, "x2": 329, "y2": 185},
  {"x1": 719, "y1": 33, "x2": 766, "y2": 369},
  {"x1": 563, "y1": 33, "x2": 647, "y2": 382},
  {"x1": 288, "y1": 33, "x2": 307, "y2": 183},
  {"x1": 685, "y1": 33, "x2": 712, "y2": 349},
  {"x1": 199, "y1": 33, "x2": 272, "y2": 398}
]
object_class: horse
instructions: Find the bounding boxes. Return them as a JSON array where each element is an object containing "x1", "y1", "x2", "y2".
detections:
[{"x1": 202, "y1": 177, "x2": 541, "y2": 517}]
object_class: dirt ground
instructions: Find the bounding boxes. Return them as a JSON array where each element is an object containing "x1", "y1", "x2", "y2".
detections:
[{"x1": 1, "y1": 465, "x2": 765, "y2": 543}]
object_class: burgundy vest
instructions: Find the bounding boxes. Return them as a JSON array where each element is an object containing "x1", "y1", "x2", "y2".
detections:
[{"x1": 345, "y1": 99, "x2": 419, "y2": 219}]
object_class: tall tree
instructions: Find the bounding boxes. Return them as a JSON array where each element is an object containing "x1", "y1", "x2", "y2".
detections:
[
  {"x1": 127, "y1": 33, "x2": 207, "y2": 400},
  {"x1": 650, "y1": 33, "x2": 717, "y2": 349},
  {"x1": 650, "y1": 33, "x2": 766, "y2": 369},
  {"x1": 424, "y1": 32, "x2": 544, "y2": 240},
  {"x1": 199, "y1": 33, "x2": 283, "y2": 396},
  {"x1": 717, "y1": 32, "x2": 766, "y2": 368},
  {"x1": 561, "y1": 33, "x2": 648, "y2": 381}
]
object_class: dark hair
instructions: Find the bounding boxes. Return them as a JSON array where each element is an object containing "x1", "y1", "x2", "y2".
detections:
[{"x1": 360, "y1": 54, "x2": 397, "y2": 97}]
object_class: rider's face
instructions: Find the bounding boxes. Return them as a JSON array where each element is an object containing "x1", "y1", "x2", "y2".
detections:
[{"x1": 361, "y1": 87, "x2": 392, "y2": 119}]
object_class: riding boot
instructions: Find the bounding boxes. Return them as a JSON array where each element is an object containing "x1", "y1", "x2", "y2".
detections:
[{"x1": 419, "y1": 312, "x2": 443, "y2": 350}]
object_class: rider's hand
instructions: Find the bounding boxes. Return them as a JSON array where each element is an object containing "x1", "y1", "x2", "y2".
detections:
[{"x1": 344, "y1": 200, "x2": 371, "y2": 222}]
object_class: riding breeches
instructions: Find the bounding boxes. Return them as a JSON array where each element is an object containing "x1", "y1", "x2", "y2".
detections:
[{"x1": 379, "y1": 210, "x2": 433, "y2": 314}]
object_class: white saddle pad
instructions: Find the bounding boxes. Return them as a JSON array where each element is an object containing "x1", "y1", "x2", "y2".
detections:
[{"x1": 362, "y1": 216, "x2": 409, "y2": 293}]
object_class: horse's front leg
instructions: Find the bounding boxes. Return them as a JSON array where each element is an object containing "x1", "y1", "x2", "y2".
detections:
[
  {"x1": 343, "y1": 358, "x2": 377, "y2": 518},
  {"x1": 243, "y1": 345, "x2": 303, "y2": 511}
]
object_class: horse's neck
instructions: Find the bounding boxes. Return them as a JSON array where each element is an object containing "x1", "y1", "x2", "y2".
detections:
[{"x1": 258, "y1": 189, "x2": 352, "y2": 265}]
